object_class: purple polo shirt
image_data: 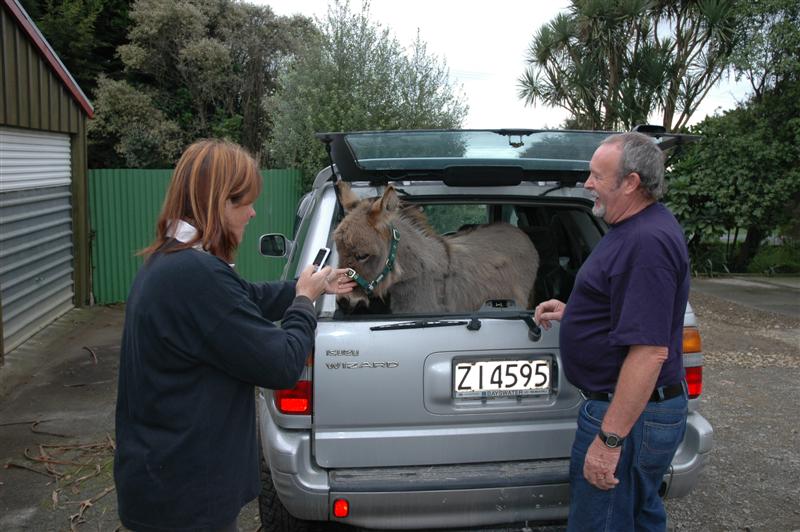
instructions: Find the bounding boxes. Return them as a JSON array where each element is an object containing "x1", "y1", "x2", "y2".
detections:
[{"x1": 559, "y1": 202, "x2": 690, "y2": 393}]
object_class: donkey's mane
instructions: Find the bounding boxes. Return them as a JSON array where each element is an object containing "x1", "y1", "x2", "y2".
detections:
[{"x1": 399, "y1": 204, "x2": 440, "y2": 239}]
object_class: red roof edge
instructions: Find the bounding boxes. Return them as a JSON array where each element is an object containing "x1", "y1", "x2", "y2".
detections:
[{"x1": 3, "y1": 0, "x2": 94, "y2": 118}]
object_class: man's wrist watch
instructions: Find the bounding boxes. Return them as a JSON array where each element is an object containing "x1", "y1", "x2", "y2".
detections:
[{"x1": 598, "y1": 429, "x2": 625, "y2": 449}]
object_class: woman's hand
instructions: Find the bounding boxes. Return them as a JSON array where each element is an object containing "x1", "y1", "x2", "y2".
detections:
[{"x1": 296, "y1": 266, "x2": 355, "y2": 300}]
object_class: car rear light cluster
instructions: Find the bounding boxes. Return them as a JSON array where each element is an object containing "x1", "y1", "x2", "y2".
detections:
[
  {"x1": 682, "y1": 327, "x2": 703, "y2": 399},
  {"x1": 275, "y1": 380, "x2": 312, "y2": 414},
  {"x1": 274, "y1": 353, "x2": 314, "y2": 415}
]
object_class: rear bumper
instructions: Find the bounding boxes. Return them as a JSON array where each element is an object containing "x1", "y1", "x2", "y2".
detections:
[
  {"x1": 257, "y1": 395, "x2": 713, "y2": 529},
  {"x1": 335, "y1": 484, "x2": 570, "y2": 529},
  {"x1": 329, "y1": 461, "x2": 570, "y2": 529},
  {"x1": 257, "y1": 394, "x2": 329, "y2": 521},
  {"x1": 663, "y1": 410, "x2": 714, "y2": 498}
]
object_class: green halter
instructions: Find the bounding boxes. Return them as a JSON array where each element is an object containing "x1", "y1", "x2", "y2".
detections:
[{"x1": 346, "y1": 225, "x2": 400, "y2": 295}]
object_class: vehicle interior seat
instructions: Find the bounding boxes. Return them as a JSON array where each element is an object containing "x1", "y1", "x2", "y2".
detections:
[{"x1": 520, "y1": 225, "x2": 567, "y2": 306}]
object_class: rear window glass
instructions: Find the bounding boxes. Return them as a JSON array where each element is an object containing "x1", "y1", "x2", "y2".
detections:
[
  {"x1": 344, "y1": 130, "x2": 611, "y2": 168},
  {"x1": 421, "y1": 204, "x2": 488, "y2": 234}
]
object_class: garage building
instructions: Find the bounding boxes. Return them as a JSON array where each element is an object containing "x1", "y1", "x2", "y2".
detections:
[{"x1": 1, "y1": 0, "x2": 93, "y2": 356}]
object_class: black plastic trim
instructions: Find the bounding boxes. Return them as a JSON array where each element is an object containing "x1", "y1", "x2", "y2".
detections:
[{"x1": 329, "y1": 459, "x2": 570, "y2": 492}]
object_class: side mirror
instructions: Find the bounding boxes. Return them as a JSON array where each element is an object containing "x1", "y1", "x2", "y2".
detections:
[{"x1": 259, "y1": 234, "x2": 291, "y2": 257}]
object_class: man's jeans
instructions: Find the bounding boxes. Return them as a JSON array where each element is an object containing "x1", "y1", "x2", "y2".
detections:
[{"x1": 567, "y1": 393, "x2": 688, "y2": 532}]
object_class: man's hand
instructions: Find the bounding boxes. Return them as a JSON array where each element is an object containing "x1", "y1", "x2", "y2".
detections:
[
  {"x1": 583, "y1": 436, "x2": 621, "y2": 490},
  {"x1": 534, "y1": 299, "x2": 566, "y2": 330}
]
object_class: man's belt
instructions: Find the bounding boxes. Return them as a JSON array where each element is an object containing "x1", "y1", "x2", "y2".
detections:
[{"x1": 581, "y1": 382, "x2": 685, "y2": 403}]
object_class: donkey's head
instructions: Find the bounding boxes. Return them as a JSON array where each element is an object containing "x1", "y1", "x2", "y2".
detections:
[{"x1": 333, "y1": 183, "x2": 404, "y2": 309}]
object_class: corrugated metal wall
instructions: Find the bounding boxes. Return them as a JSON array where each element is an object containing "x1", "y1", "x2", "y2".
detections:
[
  {"x1": 88, "y1": 169, "x2": 171, "y2": 304},
  {"x1": 0, "y1": 127, "x2": 75, "y2": 353},
  {"x1": 0, "y1": 5, "x2": 85, "y2": 134},
  {"x1": 89, "y1": 168, "x2": 302, "y2": 304},
  {"x1": 0, "y1": 185, "x2": 74, "y2": 352},
  {"x1": 0, "y1": 5, "x2": 91, "y2": 303},
  {"x1": 0, "y1": 126, "x2": 71, "y2": 190}
]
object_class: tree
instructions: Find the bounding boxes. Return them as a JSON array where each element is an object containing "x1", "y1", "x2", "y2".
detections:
[
  {"x1": 20, "y1": 0, "x2": 132, "y2": 94},
  {"x1": 89, "y1": 76, "x2": 183, "y2": 168},
  {"x1": 518, "y1": 0, "x2": 736, "y2": 131},
  {"x1": 265, "y1": 0, "x2": 468, "y2": 190},
  {"x1": 665, "y1": 0, "x2": 800, "y2": 271},
  {"x1": 89, "y1": 0, "x2": 315, "y2": 167},
  {"x1": 729, "y1": 0, "x2": 800, "y2": 99},
  {"x1": 666, "y1": 78, "x2": 800, "y2": 271}
]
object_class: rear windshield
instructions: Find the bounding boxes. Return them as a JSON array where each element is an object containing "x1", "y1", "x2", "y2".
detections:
[
  {"x1": 344, "y1": 130, "x2": 611, "y2": 170},
  {"x1": 334, "y1": 200, "x2": 602, "y2": 317}
]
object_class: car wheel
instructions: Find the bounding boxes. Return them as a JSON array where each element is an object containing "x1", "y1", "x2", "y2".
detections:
[{"x1": 258, "y1": 452, "x2": 312, "y2": 532}]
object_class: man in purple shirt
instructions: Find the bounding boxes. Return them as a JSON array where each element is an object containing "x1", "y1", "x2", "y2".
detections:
[{"x1": 535, "y1": 132, "x2": 690, "y2": 531}]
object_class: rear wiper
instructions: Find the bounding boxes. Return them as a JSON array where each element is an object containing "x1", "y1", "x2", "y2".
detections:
[
  {"x1": 462, "y1": 301, "x2": 543, "y2": 341},
  {"x1": 368, "y1": 308, "x2": 542, "y2": 342},
  {"x1": 370, "y1": 319, "x2": 468, "y2": 331}
]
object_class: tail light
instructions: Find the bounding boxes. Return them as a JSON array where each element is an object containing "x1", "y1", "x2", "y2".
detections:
[
  {"x1": 685, "y1": 366, "x2": 702, "y2": 399},
  {"x1": 275, "y1": 380, "x2": 312, "y2": 415},
  {"x1": 682, "y1": 326, "x2": 703, "y2": 399},
  {"x1": 274, "y1": 352, "x2": 314, "y2": 415}
]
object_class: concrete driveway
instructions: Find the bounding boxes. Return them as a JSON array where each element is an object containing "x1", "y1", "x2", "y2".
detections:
[
  {"x1": 0, "y1": 275, "x2": 797, "y2": 531},
  {"x1": 0, "y1": 305, "x2": 128, "y2": 531},
  {"x1": 691, "y1": 275, "x2": 800, "y2": 318}
]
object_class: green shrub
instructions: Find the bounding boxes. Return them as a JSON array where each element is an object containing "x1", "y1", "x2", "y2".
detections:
[
  {"x1": 747, "y1": 243, "x2": 800, "y2": 274},
  {"x1": 689, "y1": 242, "x2": 732, "y2": 275}
]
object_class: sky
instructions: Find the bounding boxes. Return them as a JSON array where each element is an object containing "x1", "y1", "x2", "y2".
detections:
[{"x1": 255, "y1": 0, "x2": 751, "y2": 129}]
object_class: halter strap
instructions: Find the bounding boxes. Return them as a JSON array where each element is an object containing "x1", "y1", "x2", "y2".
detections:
[{"x1": 346, "y1": 225, "x2": 400, "y2": 295}]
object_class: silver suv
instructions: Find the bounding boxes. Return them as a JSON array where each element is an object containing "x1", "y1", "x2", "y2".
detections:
[{"x1": 256, "y1": 128, "x2": 713, "y2": 531}]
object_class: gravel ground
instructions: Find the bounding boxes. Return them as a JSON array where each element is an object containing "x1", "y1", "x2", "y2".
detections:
[
  {"x1": 1, "y1": 290, "x2": 797, "y2": 531},
  {"x1": 664, "y1": 291, "x2": 800, "y2": 532}
]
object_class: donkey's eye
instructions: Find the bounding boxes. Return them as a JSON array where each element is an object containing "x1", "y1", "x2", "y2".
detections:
[{"x1": 355, "y1": 253, "x2": 370, "y2": 262}]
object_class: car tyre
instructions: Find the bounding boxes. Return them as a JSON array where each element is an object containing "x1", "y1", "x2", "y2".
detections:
[{"x1": 258, "y1": 451, "x2": 312, "y2": 532}]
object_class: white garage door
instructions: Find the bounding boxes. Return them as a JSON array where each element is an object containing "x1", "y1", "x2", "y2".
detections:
[{"x1": 0, "y1": 126, "x2": 75, "y2": 353}]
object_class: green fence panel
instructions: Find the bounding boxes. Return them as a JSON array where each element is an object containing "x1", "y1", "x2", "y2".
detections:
[
  {"x1": 89, "y1": 168, "x2": 302, "y2": 304},
  {"x1": 237, "y1": 169, "x2": 302, "y2": 283},
  {"x1": 89, "y1": 169, "x2": 171, "y2": 304}
]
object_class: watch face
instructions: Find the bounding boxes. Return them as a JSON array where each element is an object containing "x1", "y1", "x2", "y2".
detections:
[{"x1": 601, "y1": 430, "x2": 623, "y2": 448}]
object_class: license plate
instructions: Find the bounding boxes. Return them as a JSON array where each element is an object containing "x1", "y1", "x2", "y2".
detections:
[{"x1": 453, "y1": 359, "x2": 551, "y2": 398}]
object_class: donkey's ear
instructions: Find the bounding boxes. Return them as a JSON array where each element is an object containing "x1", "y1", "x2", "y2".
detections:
[
  {"x1": 337, "y1": 181, "x2": 361, "y2": 212},
  {"x1": 370, "y1": 185, "x2": 400, "y2": 217}
]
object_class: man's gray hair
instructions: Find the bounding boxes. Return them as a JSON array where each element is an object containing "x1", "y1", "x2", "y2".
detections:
[{"x1": 601, "y1": 132, "x2": 666, "y2": 200}]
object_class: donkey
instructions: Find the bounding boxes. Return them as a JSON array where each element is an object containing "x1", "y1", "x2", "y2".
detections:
[{"x1": 333, "y1": 183, "x2": 539, "y2": 314}]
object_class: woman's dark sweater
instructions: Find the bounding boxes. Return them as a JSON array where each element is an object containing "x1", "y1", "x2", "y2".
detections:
[{"x1": 114, "y1": 244, "x2": 316, "y2": 531}]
